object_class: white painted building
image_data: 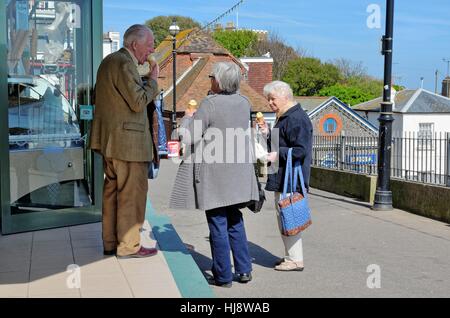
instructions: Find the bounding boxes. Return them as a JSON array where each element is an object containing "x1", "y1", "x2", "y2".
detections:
[
  {"x1": 353, "y1": 89, "x2": 450, "y2": 184},
  {"x1": 103, "y1": 31, "x2": 120, "y2": 58}
]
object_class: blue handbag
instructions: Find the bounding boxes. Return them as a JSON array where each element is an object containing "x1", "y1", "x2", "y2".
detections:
[{"x1": 278, "y1": 148, "x2": 312, "y2": 236}]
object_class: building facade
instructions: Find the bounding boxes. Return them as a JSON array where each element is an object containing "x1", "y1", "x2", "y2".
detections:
[
  {"x1": 0, "y1": 0, "x2": 104, "y2": 234},
  {"x1": 103, "y1": 31, "x2": 120, "y2": 58}
]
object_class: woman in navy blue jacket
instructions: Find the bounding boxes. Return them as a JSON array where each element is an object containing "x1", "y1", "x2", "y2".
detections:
[{"x1": 262, "y1": 81, "x2": 313, "y2": 271}]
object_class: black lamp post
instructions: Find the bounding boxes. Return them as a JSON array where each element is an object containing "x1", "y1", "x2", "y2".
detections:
[
  {"x1": 373, "y1": 0, "x2": 395, "y2": 211},
  {"x1": 169, "y1": 19, "x2": 180, "y2": 132}
]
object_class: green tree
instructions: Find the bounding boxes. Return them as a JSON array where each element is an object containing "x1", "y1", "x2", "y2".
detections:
[
  {"x1": 145, "y1": 15, "x2": 201, "y2": 47},
  {"x1": 345, "y1": 76, "x2": 383, "y2": 97},
  {"x1": 247, "y1": 32, "x2": 304, "y2": 80},
  {"x1": 212, "y1": 30, "x2": 258, "y2": 58},
  {"x1": 319, "y1": 84, "x2": 372, "y2": 106},
  {"x1": 282, "y1": 57, "x2": 341, "y2": 96},
  {"x1": 393, "y1": 84, "x2": 405, "y2": 91}
]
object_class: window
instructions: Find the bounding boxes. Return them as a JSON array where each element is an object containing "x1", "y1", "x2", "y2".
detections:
[
  {"x1": 324, "y1": 118, "x2": 337, "y2": 134},
  {"x1": 418, "y1": 123, "x2": 434, "y2": 149}
]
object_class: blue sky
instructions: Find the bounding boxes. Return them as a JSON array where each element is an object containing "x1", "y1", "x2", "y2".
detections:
[{"x1": 103, "y1": 0, "x2": 450, "y2": 92}]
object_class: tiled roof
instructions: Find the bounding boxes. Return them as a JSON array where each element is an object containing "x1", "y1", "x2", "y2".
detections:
[
  {"x1": 294, "y1": 96, "x2": 331, "y2": 113},
  {"x1": 161, "y1": 54, "x2": 271, "y2": 113},
  {"x1": 352, "y1": 89, "x2": 416, "y2": 112},
  {"x1": 352, "y1": 89, "x2": 450, "y2": 113},
  {"x1": 177, "y1": 31, "x2": 230, "y2": 55},
  {"x1": 156, "y1": 30, "x2": 271, "y2": 113},
  {"x1": 154, "y1": 28, "x2": 230, "y2": 66},
  {"x1": 153, "y1": 28, "x2": 195, "y2": 65}
]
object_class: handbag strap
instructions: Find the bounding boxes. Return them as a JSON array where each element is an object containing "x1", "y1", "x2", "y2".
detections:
[
  {"x1": 283, "y1": 148, "x2": 308, "y2": 199},
  {"x1": 282, "y1": 148, "x2": 294, "y2": 198},
  {"x1": 293, "y1": 164, "x2": 308, "y2": 199}
]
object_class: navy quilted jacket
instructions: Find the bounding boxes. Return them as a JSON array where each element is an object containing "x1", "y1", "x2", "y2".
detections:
[{"x1": 265, "y1": 104, "x2": 313, "y2": 193}]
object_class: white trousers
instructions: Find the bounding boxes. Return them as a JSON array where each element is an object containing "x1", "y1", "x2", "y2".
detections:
[{"x1": 274, "y1": 192, "x2": 304, "y2": 263}]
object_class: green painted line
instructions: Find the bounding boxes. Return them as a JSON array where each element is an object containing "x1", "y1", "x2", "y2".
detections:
[{"x1": 145, "y1": 199, "x2": 214, "y2": 298}]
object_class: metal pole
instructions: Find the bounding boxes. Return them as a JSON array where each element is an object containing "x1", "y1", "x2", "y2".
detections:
[
  {"x1": 373, "y1": 0, "x2": 395, "y2": 211},
  {"x1": 435, "y1": 70, "x2": 439, "y2": 94},
  {"x1": 171, "y1": 36, "x2": 177, "y2": 132},
  {"x1": 446, "y1": 133, "x2": 450, "y2": 187}
]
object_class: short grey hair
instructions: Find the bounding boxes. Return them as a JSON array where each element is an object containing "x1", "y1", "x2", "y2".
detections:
[
  {"x1": 123, "y1": 24, "x2": 153, "y2": 47},
  {"x1": 211, "y1": 62, "x2": 241, "y2": 94},
  {"x1": 263, "y1": 81, "x2": 295, "y2": 101}
]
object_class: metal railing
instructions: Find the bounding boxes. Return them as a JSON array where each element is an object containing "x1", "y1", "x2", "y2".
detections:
[{"x1": 312, "y1": 133, "x2": 450, "y2": 186}]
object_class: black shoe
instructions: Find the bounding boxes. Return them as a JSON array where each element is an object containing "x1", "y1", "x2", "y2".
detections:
[
  {"x1": 236, "y1": 273, "x2": 252, "y2": 283},
  {"x1": 206, "y1": 276, "x2": 232, "y2": 288},
  {"x1": 103, "y1": 249, "x2": 116, "y2": 256},
  {"x1": 274, "y1": 258, "x2": 284, "y2": 266}
]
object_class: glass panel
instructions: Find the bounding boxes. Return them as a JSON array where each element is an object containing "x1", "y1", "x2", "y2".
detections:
[{"x1": 6, "y1": 0, "x2": 93, "y2": 214}]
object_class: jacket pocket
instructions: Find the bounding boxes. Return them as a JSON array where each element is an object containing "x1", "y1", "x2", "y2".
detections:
[{"x1": 123, "y1": 122, "x2": 145, "y2": 132}]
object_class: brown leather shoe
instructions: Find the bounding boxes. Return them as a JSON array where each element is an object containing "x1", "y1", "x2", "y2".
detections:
[{"x1": 117, "y1": 246, "x2": 158, "y2": 259}]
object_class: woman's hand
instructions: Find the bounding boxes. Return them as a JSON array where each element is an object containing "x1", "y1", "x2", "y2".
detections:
[
  {"x1": 266, "y1": 152, "x2": 277, "y2": 163},
  {"x1": 258, "y1": 122, "x2": 269, "y2": 136},
  {"x1": 185, "y1": 108, "x2": 196, "y2": 118}
]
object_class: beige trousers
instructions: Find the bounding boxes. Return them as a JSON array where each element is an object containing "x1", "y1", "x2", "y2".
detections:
[
  {"x1": 274, "y1": 192, "x2": 304, "y2": 262},
  {"x1": 102, "y1": 158, "x2": 148, "y2": 256}
]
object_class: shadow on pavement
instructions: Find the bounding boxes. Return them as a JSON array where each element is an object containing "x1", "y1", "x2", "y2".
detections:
[
  {"x1": 248, "y1": 241, "x2": 280, "y2": 268},
  {"x1": 309, "y1": 191, "x2": 372, "y2": 209}
]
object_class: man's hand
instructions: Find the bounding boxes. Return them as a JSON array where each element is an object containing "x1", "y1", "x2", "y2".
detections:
[
  {"x1": 146, "y1": 55, "x2": 159, "y2": 81},
  {"x1": 148, "y1": 61, "x2": 159, "y2": 81},
  {"x1": 267, "y1": 152, "x2": 277, "y2": 163}
]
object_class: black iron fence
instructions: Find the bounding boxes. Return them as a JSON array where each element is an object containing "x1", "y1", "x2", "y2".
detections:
[{"x1": 312, "y1": 133, "x2": 450, "y2": 186}]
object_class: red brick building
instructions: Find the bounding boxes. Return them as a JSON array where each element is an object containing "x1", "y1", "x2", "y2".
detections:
[{"x1": 153, "y1": 29, "x2": 273, "y2": 136}]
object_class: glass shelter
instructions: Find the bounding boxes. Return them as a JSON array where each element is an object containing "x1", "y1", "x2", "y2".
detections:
[{"x1": 0, "y1": 0, "x2": 103, "y2": 234}]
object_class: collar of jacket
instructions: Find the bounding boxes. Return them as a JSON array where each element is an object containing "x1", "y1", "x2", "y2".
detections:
[
  {"x1": 121, "y1": 47, "x2": 139, "y2": 68},
  {"x1": 276, "y1": 103, "x2": 301, "y2": 123}
]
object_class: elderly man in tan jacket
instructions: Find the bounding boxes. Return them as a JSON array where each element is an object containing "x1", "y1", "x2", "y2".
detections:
[{"x1": 90, "y1": 24, "x2": 159, "y2": 258}]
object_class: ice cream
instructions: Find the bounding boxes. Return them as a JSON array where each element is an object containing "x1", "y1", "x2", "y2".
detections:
[
  {"x1": 256, "y1": 112, "x2": 265, "y2": 124},
  {"x1": 187, "y1": 99, "x2": 198, "y2": 111}
]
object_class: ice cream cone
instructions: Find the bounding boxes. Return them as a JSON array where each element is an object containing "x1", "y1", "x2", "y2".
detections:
[
  {"x1": 256, "y1": 112, "x2": 265, "y2": 124},
  {"x1": 187, "y1": 99, "x2": 198, "y2": 111}
]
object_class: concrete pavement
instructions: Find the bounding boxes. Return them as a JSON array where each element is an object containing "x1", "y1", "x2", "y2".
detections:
[
  {"x1": 150, "y1": 160, "x2": 450, "y2": 298},
  {"x1": 1, "y1": 158, "x2": 449, "y2": 298}
]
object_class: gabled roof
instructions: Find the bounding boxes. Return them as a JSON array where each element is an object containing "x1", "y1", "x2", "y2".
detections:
[
  {"x1": 153, "y1": 28, "x2": 195, "y2": 65},
  {"x1": 352, "y1": 89, "x2": 450, "y2": 113},
  {"x1": 294, "y1": 96, "x2": 331, "y2": 113},
  {"x1": 177, "y1": 31, "x2": 230, "y2": 55},
  {"x1": 154, "y1": 28, "x2": 230, "y2": 66},
  {"x1": 155, "y1": 29, "x2": 271, "y2": 113},
  {"x1": 160, "y1": 55, "x2": 270, "y2": 113},
  {"x1": 309, "y1": 97, "x2": 378, "y2": 133}
]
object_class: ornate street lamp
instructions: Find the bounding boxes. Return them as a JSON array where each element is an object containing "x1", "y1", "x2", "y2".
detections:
[
  {"x1": 169, "y1": 19, "x2": 180, "y2": 132},
  {"x1": 373, "y1": 0, "x2": 395, "y2": 211}
]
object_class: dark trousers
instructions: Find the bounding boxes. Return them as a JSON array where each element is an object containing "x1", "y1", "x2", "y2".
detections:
[{"x1": 206, "y1": 206, "x2": 252, "y2": 283}]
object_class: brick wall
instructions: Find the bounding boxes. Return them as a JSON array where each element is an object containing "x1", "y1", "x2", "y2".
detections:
[
  {"x1": 442, "y1": 77, "x2": 450, "y2": 97},
  {"x1": 245, "y1": 62, "x2": 273, "y2": 96}
]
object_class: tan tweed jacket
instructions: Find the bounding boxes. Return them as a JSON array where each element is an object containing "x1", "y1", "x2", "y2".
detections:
[{"x1": 90, "y1": 48, "x2": 158, "y2": 162}]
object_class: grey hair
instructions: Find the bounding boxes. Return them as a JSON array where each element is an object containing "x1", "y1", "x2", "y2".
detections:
[
  {"x1": 263, "y1": 81, "x2": 295, "y2": 101},
  {"x1": 123, "y1": 24, "x2": 153, "y2": 47},
  {"x1": 211, "y1": 62, "x2": 241, "y2": 93}
]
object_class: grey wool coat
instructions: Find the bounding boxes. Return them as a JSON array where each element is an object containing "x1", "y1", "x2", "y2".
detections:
[{"x1": 169, "y1": 93, "x2": 259, "y2": 211}]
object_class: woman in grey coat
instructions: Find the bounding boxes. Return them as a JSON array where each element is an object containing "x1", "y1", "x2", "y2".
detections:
[{"x1": 170, "y1": 62, "x2": 259, "y2": 287}]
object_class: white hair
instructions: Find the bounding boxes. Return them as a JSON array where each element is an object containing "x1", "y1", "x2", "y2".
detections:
[
  {"x1": 263, "y1": 80, "x2": 295, "y2": 101},
  {"x1": 211, "y1": 62, "x2": 241, "y2": 94},
  {"x1": 123, "y1": 24, "x2": 153, "y2": 48}
]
